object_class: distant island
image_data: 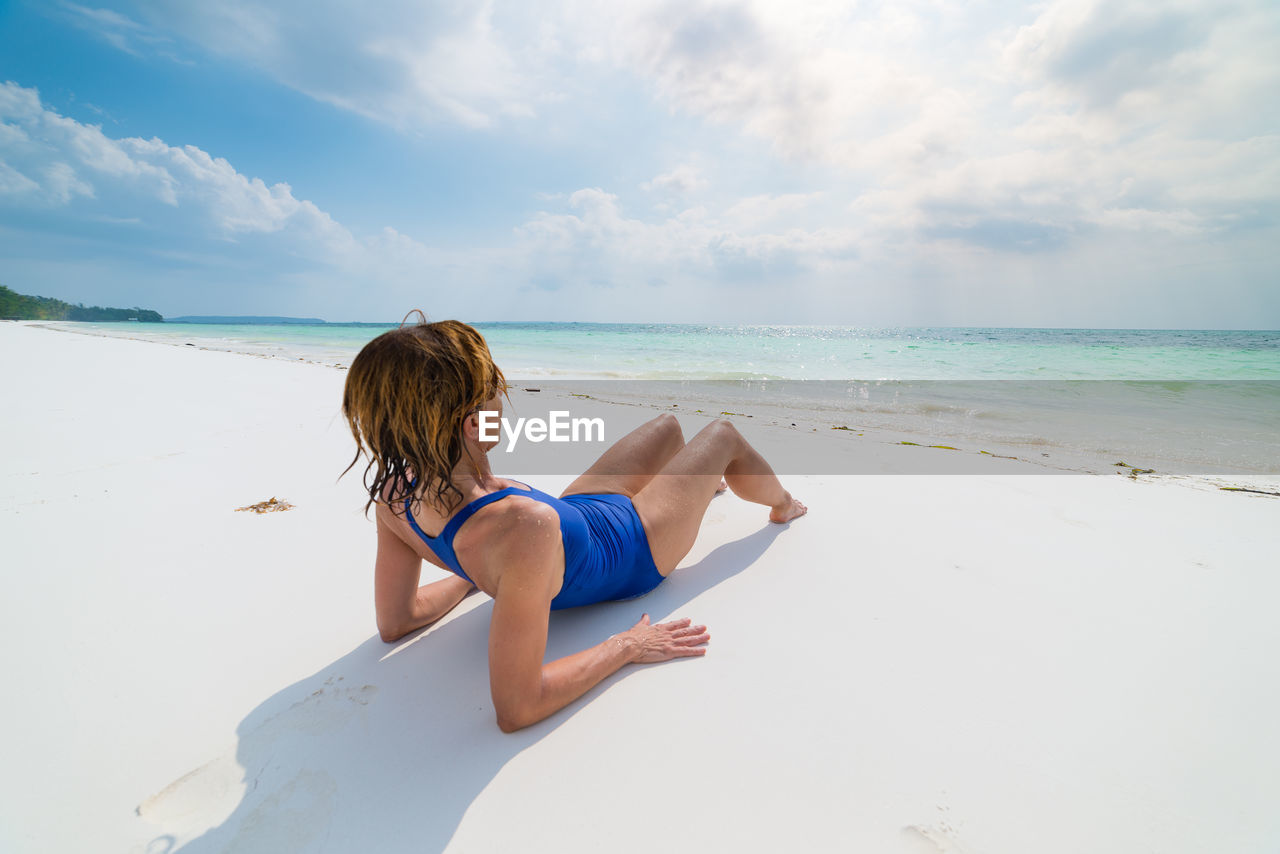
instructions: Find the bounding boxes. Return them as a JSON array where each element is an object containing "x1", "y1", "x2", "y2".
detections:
[
  {"x1": 0, "y1": 285, "x2": 163, "y2": 322},
  {"x1": 167, "y1": 315, "x2": 328, "y2": 324}
]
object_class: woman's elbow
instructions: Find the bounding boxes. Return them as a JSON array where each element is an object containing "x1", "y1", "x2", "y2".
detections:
[
  {"x1": 494, "y1": 701, "x2": 539, "y2": 733},
  {"x1": 495, "y1": 712, "x2": 533, "y2": 734},
  {"x1": 377, "y1": 600, "x2": 422, "y2": 642},
  {"x1": 377, "y1": 616, "x2": 409, "y2": 643}
]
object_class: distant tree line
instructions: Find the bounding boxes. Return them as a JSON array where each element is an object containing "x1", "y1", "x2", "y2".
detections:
[{"x1": 0, "y1": 285, "x2": 163, "y2": 322}]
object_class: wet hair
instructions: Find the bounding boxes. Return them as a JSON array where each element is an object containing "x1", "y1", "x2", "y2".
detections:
[{"x1": 342, "y1": 314, "x2": 507, "y2": 516}]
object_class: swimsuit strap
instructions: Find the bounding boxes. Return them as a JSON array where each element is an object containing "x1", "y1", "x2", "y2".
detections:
[
  {"x1": 402, "y1": 481, "x2": 540, "y2": 585},
  {"x1": 437, "y1": 486, "x2": 532, "y2": 541}
]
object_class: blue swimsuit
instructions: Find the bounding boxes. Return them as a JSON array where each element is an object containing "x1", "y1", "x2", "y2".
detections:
[{"x1": 403, "y1": 484, "x2": 665, "y2": 610}]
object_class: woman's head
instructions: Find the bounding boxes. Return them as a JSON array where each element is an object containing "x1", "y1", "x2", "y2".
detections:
[{"x1": 342, "y1": 316, "x2": 507, "y2": 514}]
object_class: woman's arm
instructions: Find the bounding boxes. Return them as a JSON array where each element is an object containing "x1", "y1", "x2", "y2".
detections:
[
  {"x1": 486, "y1": 503, "x2": 709, "y2": 733},
  {"x1": 374, "y1": 505, "x2": 476, "y2": 642}
]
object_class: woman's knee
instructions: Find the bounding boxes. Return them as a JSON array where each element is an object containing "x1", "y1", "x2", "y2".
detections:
[
  {"x1": 707, "y1": 418, "x2": 741, "y2": 440},
  {"x1": 695, "y1": 418, "x2": 745, "y2": 452},
  {"x1": 651, "y1": 412, "x2": 684, "y2": 444}
]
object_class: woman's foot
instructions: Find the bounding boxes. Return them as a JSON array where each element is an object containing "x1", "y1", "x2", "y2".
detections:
[{"x1": 769, "y1": 492, "x2": 808, "y2": 523}]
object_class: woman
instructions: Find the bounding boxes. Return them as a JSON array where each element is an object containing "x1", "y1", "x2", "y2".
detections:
[{"x1": 343, "y1": 318, "x2": 806, "y2": 732}]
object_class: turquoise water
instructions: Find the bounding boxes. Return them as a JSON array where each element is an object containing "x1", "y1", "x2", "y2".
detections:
[{"x1": 61, "y1": 321, "x2": 1280, "y2": 381}]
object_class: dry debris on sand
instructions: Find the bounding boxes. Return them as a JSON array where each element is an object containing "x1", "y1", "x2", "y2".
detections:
[{"x1": 235, "y1": 497, "x2": 294, "y2": 513}]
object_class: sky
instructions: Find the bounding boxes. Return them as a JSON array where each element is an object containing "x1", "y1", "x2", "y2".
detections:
[{"x1": 0, "y1": 0, "x2": 1277, "y2": 326}]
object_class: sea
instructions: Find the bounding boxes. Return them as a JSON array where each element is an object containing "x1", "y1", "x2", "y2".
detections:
[{"x1": 51, "y1": 322, "x2": 1280, "y2": 476}]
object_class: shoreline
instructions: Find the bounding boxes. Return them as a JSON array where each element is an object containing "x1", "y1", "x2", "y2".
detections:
[{"x1": 20, "y1": 319, "x2": 1280, "y2": 485}]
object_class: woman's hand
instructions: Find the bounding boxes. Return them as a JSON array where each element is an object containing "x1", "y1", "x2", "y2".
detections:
[{"x1": 621, "y1": 614, "x2": 710, "y2": 664}]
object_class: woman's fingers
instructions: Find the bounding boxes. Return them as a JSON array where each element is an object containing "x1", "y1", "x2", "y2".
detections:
[
  {"x1": 655, "y1": 618, "x2": 705, "y2": 645},
  {"x1": 663, "y1": 621, "x2": 709, "y2": 653},
  {"x1": 675, "y1": 628, "x2": 709, "y2": 650},
  {"x1": 670, "y1": 643, "x2": 707, "y2": 657},
  {"x1": 625, "y1": 615, "x2": 709, "y2": 663}
]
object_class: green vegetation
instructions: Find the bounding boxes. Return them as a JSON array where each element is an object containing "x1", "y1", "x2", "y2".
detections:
[
  {"x1": 0, "y1": 285, "x2": 163, "y2": 322},
  {"x1": 1219, "y1": 486, "x2": 1280, "y2": 496},
  {"x1": 1113, "y1": 461, "x2": 1155, "y2": 475}
]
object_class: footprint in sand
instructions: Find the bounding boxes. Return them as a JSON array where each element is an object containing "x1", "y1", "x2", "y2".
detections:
[
  {"x1": 138, "y1": 678, "x2": 377, "y2": 839},
  {"x1": 225, "y1": 768, "x2": 338, "y2": 853},
  {"x1": 902, "y1": 821, "x2": 972, "y2": 854}
]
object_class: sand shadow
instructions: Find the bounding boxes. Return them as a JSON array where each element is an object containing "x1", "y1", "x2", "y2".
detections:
[{"x1": 141, "y1": 525, "x2": 784, "y2": 854}]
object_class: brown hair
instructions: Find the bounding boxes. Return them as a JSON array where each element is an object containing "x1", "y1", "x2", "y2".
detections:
[{"x1": 342, "y1": 316, "x2": 507, "y2": 515}]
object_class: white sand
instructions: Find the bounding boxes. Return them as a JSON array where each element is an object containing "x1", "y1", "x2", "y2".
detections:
[{"x1": 2, "y1": 320, "x2": 1278, "y2": 854}]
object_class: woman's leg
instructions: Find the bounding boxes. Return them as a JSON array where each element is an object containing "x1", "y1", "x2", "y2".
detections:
[
  {"x1": 631, "y1": 419, "x2": 806, "y2": 575},
  {"x1": 560, "y1": 413, "x2": 686, "y2": 498}
]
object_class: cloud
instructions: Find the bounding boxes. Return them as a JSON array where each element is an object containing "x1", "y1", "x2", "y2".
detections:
[
  {"x1": 0, "y1": 82, "x2": 442, "y2": 316},
  {"x1": 120, "y1": 0, "x2": 550, "y2": 129},
  {"x1": 56, "y1": 1, "x2": 184, "y2": 61},
  {"x1": 722, "y1": 192, "x2": 824, "y2": 229},
  {"x1": 1002, "y1": 0, "x2": 1280, "y2": 146},
  {"x1": 1003, "y1": 0, "x2": 1250, "y2": 121},
  {"x1": 588, "y1": 0, "x2": 971, "y2": 167},
  {"x1": 79, "y1": 2, "x2": 1279, "y2": 257},
  {"x1": 922, "y1": 217, "x2": 1071, "y2": 253},
  {"x1": 1006, "y1": 0, "x2": 1216, "y2": 108},
  {"x1": 42, "y1": 161, "x2": 95, "y2": 203},
  {"x1": 641, "y1": 165, "x2": 708, "y2": 195},
  {"x1": 579, "y1": 0, "x2": 1280, "y2": 259},
  {"x1": 516, "y1": 186, "x2": 859, "y2": 289},
  {"x1": 0, "y1": 161, "x2": 41, "y2": 196},
  {"x1": 0, "y1": 82, "x2": 351, "y2": 247},
  {"x1": 606, "y1": 1, "x2": 834, "y2": 159}
]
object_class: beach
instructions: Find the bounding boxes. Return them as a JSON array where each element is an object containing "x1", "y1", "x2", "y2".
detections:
[{"x1": 2, "y1": 319, "x2": 1279, "y2": 853}]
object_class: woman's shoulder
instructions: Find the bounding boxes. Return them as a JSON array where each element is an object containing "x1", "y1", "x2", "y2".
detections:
[
  {"x1": 456, "y1": 489, "x2": 560, "y2": 554},
  {"x1": 482, "y1": 507, "x2": 565, "y2": 586},
  {"x1": 472, "y1": 488, "x2": 560, "y2": 532}
]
